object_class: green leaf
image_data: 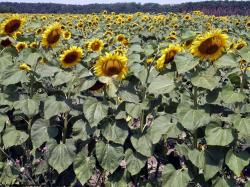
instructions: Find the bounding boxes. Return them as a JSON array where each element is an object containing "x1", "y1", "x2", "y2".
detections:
[
  {"x1": 25, "y1": 52, "x2": 42, "y2": 66},
  {"x1": 95, "y1": 141, "x2": 124, "y2": 173},
  {"x1": 0, "y1": 115, "x2": 8, "y2": 133},
  {"x1": 203, "y1": 147, "x2": 226, "y2": 181},
  {"x1": 14, "y1": 99, "x2": 39, "y2": 117},
  {"x1": 188, "y1": 149, "x2": 205, "y2": 170},
  {"x1": 2, "y1": 126, "x2": 29, "y2": 148},
  {"x1": 77, "y1": 78, "x2": 96, "y2": 91},
  {"x1": 52, "y1": 71, "x2": 74, "y2": 86},
  {"x1": 215, "y1": 53, "x2": 238, "y2": 68},
  {"x1": 174, "y1": 53, "x2": 199, "y2": 74},
  {"x1": 221, "y1": 87, "x2": 245, "y2": 104},
  {"x1": 36, "y1": 64, "x2": 60, "y2": 78},
  {"x1": 125, "y1": 103, "x2": 142, "y2": 118},
  {"x1": 239, "y1": 47, "x2": 250, "y2": 62},
  {"x1": 129, "y1": 44, "x2": 143, "y2": 53},
  {"x1": 131, "y1": 132, "x2": 154, "y2": 157},
  {"x1": 212, "y1": 177, "x2": 235, "y2": 187},
  {"x1": 73, "y1": 151, "x2": 95, "y2": 185},
  {"x1": 191, "y1": 73, "x2": 219, "y2": 91},
  {"x1": 125, "y1": 149, "x2": 147, "y2": 175},
  {"x1": 31, "y1": 119, "x2": 58, "y2": 148},
  {"x1": 177, "y1": 106, "x2": 209, "y2": 131},
  {"x1": 181, "y1": 30, "x2": 196, "y2": 41},
  {"x1": 1, "y1": 70, "x2": 28, "y2": 85},
  {"x1": 225, "y1": 149, "x2": 250, "y2": 177},
  {"x1": 101, "y1": 121, "x2": 128, "y2": 145},
  {"x1": 233, "y1": 116, "x2": 250, "y2": 138},
  {"x1": 44, "y1": 96, "x2": 70, "y2": 119},
  {"x1": 34, "y1": 160, "x2": 49, "y2": 175},
  {"x1": 119, "y1": 89, "x2": 139, "y2": 103},
  {"x1": 48, "y1": 140, "x2": 76, "y2": 174},
  {"x1": 148, "y1": 115, "x2": 181, "y2": 143},
  {"x1": 0, "y1": 163, "x2": 19, "y2": 185},
  {"x1": 148, "y1": 75, "x2": 175, "y2": 95},
  {"x1": 162, "y1": 164, "x2": 191, "y2": 187},
  {"x1": 83, "y1": 97, "x2": 108, "y2": 127},
  {"x1": 72, "y1": 120, "x2": 93, "y2": 141},
  {"x1": 205, "y1": 122, "x2": 234, "y2": 146}
]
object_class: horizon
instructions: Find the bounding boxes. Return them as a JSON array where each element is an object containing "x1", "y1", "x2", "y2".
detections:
[{"x1": 0, "y1": 0, "x2": 243, "y2": 5}]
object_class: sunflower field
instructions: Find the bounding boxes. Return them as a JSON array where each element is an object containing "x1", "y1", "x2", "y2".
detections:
[{"x1": 0, "y1": 11, "x2": 250, "y2": 186}]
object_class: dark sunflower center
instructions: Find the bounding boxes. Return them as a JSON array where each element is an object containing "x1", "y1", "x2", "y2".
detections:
[
  {"x1": 91, "y1": 42, "x2": 100, "y2": 51},
  {"x1": 198, "y1": 38, "x2": 219, "y2": 55},
  {"x1": 103, "y1": 60, "x2": 122, "y2": 76},
  {"x1": 4, "y1": 19, "x2": 21, "y2": 34},
  {"x1": 164, "y1": 50, "x2": 177, "y2": 64},
  {"x1": 63, "y1": 51, "x2": 78, "y2": 64},
  {"x1": 89, "y1": 81, "x2": 105, "y2": 91},
  {"x1": 17, "y1": 44, "x2": 26, "y2": 50},
  {"x1": 1, "y1": 39, "x2": 12, "y2": 47},
  {"x1": 47, "y1": 29, "x2": 60, "y2": 44}
]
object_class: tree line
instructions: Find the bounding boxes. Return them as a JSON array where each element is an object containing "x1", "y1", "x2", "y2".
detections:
[{"x1": 0, "y1": 1, "x2": 249, "y2": 15}]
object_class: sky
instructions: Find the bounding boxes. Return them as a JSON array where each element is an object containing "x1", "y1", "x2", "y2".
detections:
[{"x1": 0, "y1": 0, "x2": 217, "y2": 5}]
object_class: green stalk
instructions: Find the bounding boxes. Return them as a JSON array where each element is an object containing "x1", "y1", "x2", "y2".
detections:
[{"x1": 62, "y1": 112, "x2": 68, "y2": 144}]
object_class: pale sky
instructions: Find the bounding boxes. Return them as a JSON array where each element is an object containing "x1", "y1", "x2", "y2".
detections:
[{"x1": 0, "y1": 0, "x2": 235, "y2": 5}]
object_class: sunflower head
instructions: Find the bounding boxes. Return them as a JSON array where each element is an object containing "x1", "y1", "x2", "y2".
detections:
[
  {"x1": 156, "y1": 44, "x2": 182, "y2": 70},
  {"x1": 88, "y1": 39, "x2": 104, "y2": 52},
  {"x1": 30, "y1": 42, "x2": 38, "y2": 48},
  {"x1": 16, "y1": 42, "x2": 28, "y2": 52},
  {"x1": 42, "y1": 23, "x2": 62, "y2": 48},
  {"x1": 246, "y1": 20, "x2": 250, "y2": 28},
  {"x1": 63, "y1": 31, "x2": 71, "y2": 40},
  {"x1": 1, "y1": 15, "x2": 25, "y2": 36},
  {"x1": 94, "y1": 52, "x2": 128, "y2": 80},
  {"x1": 19, "y1": 63, "x2": 31, "y2": 72},
  {"x1": 191, "y1": 29, "x2": 228, "y2": 61},
  {"x1": 234, "y1": 39, "x2": 247, "y2": 50},
  {"x1": 116, "y1": 34, "x2": 126, "y2": 42},
  {"x1": 60, "y1": 46, "x2": 83, "y2": 68}
]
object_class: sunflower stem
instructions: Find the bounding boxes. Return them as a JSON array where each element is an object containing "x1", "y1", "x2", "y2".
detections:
[
  {"x1": 62, "y1": 112, "x2": 68, "y2": 144},
  {"x1": 193, "y1": 87, "x2": 198, "y2": 109}
]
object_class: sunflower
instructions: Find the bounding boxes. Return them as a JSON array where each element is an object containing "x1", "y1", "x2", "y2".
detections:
[
  {"x1": 234, "y1": 39, "x2": 247, "y2": 50},
  {"x1": 59, "y1": 46, "x2": 83, "y2": 68},
  {"x1": 63, "y1": 31, "x2": 71, "y2": 40},
  {"x1": 191, "y1": 29, "x2": 228, "y2": 61},
  {"x1": 19, "y1": 63, "x2": 31, "y2": 72},
  {"x1": 116, "y1": 34, "x2": 126, "y2": 42},
  {"x1": 30, "y1": 42, "x2": 38, "y2": 48},
  {"x1": 246, "y1": 20, "x2": 250, "y2": 28},
  {"x1": 94, "y1": 52, "x2": 128, "y2": 80},
  {"x1": 16, "y1": 42, "x2": 28, "y2": 52},
  {"x1": 1, "y1": 15, "x2": 25, "y2": 36},
  {"x1": 41, "y1": 23, "x2": 62, "y2": 48},
  {"x1": 156, "y1": 44, "x2": 182, "y2": 70},
  {"x1": 88, "y1": 39, "x2": 104, "y2": 52}
]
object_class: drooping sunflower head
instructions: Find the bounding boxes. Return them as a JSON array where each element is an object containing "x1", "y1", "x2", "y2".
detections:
[
  {"x1": 16, "y1": 42, "x2": 28, "y2": 52},
  {"x1": 191, "y1": 29, "x2": 228, "y2": 61},
  {"x1": 88, "y1": 39, "x2": 104, "y2": 52},
  {"x1": 1, "y1": 15, "x2": 25, "y2": 36},
  {"x1": 0, "y1": 37, "x2": 13, "y2": 47},
  {"x1": 156, "y1": 44, "x2": 182, "y2": 71},
  {"x1": 59, "y1": 46, "x2": 83, "y2": 68},
  {"x1": 42, "y1": 23, "x2": 62, "y2": 48},
  {"x1": 94, "y1": 52, "x2": 128, "y2": 80}
]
